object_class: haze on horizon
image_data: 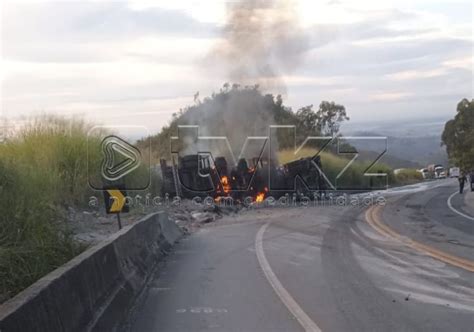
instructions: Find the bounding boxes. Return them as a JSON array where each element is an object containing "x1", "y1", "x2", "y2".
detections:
[{"x1": 1, "y1": 0, "x2": 472, "y2": 134}]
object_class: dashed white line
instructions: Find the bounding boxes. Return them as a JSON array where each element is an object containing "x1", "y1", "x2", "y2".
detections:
[
  {"x1": 255, "y1": 222, "x2": 321, "y2": 332},
  {"x1": 447, "y1": 191, "x2": 474, "y2": 221}
]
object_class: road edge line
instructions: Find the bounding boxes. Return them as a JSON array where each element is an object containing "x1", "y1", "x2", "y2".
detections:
[
  {"x1": 447, "y1": 191, "x2": 474, "y2": 221},
  {"x1": 255, "y1": 223, "x2": 322, "y2": 332},
  {"x1": 365, "y1": 205, "x2": 474, "y2": 273}
]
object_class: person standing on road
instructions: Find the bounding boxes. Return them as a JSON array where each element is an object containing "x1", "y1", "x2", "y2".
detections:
[{"x1": 458, "y1": 173, "x2": 467, "y2": 194}]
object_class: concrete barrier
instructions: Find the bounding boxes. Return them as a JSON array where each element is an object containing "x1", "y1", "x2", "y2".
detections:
[{"x1": 0, "y1": 212, "x2": 182, "y2": 332}]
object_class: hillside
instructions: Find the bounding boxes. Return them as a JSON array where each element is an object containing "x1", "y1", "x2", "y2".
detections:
[
  {"x1": 138, "y1": 85, "x2": 302, "y2": 163},
  {"x1": 139, "y1": 85, "x2": 434, "y2": 173}
]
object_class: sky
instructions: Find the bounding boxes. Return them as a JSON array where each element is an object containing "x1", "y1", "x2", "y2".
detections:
[{"x1": 1, "y1": 0, "x2": 473, "y2": 134}]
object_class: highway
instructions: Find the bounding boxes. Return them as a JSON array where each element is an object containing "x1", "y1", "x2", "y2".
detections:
[{"x1": 128, "y1": 180, "x2": 474, "y2": 331}]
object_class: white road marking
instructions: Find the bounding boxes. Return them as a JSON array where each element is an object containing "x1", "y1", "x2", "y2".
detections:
[
  {"x1": 176, "y1": 307, "x2": 228, "y2": 314},
  {"x1": 447, "y1": 191, "x2": 474, "y2": 221},
  {"x1": 255, "y1": 223, "x2": 321, "y2": 332}
]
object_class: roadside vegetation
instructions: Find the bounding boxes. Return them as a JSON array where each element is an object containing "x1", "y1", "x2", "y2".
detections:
[
  {"x1": 393, "y1": 168, "x2": 424, "y2": 185},
  {"x1": 442, "y1": 98, "x2": 474, "y2": 172},
  {"x1": 0, "y1": 116, "x2": 102, "y2": 301},
  {"x1": 0, "y1": 116, "x2": 157, "y2": 302}
]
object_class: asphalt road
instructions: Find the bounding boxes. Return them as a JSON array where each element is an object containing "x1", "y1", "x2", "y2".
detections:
[{"x1": 128, "y1": 180, "x2": 474, "y2": 332}]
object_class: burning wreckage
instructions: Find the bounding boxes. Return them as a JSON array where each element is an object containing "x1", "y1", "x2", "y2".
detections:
[{"x1": 160, "y1": 154, "x2": 327, "y2": 204}]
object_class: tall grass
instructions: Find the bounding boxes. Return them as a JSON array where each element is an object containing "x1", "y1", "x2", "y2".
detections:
[
  {"x1": 0, "y1": 115, "x2": 158, "y2": 300},
  {"x1": 0, "y1": 116, "x2": 102, "y2": 300},
  {"x1": 278, "y1": 148, "x2": 395, "y2": 190},
  {"x1": 394, "y1": 168, "x2": 423, "y2": 185}
]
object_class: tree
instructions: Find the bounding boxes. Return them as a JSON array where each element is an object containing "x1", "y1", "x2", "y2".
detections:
[
  {"x1": 442, "y1": 98, "x2": 474, "y2": 171},
  {"x1": 295, "y1": 101, "x2": 349, "y2": 138},
  {"x1": 295, "y1": 105, "x2": 318, "y2": 132},
  {"x1": 316, "y1": 101, "x2": 349, "y2": 137}
]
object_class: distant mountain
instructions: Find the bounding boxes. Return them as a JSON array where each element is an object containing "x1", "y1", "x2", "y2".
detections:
[
  {"x1": 341, "y1": 116, "x2": 449, "y2": 138},
  {"x1": 346, "y1": 131, "x2": 448, "y2": 168}
]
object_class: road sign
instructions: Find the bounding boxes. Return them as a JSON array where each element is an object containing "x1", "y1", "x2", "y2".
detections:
[{"x1": 103, "y1": 188, "x2": 129, "y2": 214}]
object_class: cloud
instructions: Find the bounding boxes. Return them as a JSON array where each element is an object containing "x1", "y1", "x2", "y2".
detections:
[
  {"x1": 2, "y1": 2, "x2": 218, "y2": 62},
  {"x1": 369, "y1": 91, "x2": 413, "y2": 101},
  {"x1": 1, "y1": 0, "x2": 472, "y2": 128},
  {"x1": 385, "y1": 68, "x2": 447, "y2": 81}
]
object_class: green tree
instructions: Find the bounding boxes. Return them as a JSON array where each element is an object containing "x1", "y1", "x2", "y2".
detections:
[
  {"x1": 295, "y1": 101, "x2": 349, "y2": 139},
  {"x1": 295, "y1": 105, "x2": 318, "y2": 133},
  {"x1": 441, "y1": 98, "x2": 474, "y2": 171},
  {"x1": 316, "y1": 101, "x2": 349, "y2": 137}
]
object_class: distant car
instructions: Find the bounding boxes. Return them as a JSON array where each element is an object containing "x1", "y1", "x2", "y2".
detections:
[{"x1": 449, "y1": 167, "x2": 460, "y2": 178}]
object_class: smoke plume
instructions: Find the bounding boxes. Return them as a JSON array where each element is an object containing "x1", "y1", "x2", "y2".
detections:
[
  {"x1": 210, "y1": 0, "x2": 307, "y2": 89},
  {"x1": 210, "y1": 0, "x2": 308, "y2": 90},
  {"x1": 179, "y1": 1, "x2": 308, "y2": 165}
]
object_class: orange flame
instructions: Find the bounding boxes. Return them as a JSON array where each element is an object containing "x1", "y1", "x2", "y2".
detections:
[
  {"x1": 221, "y1": 176, "x2": 231, "y2": 193},
  {"x1": 255, "y1": 192, "x2": 265, "y2": 203}
]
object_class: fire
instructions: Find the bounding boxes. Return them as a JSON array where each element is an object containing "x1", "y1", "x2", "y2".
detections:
[
  {"x1": 255, "y1": 192, "x2": 265, "y2": 203},
  {"x1": 221, "y1": 176, "x2": 231, "y2": 193}
]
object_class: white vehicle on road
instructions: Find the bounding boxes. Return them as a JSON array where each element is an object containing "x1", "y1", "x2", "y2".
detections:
[
  {"x1": 449, "y1": 167, "x2": 460, "y2": 178},
  {"x1": 434, "y1": 166, "x2": 445, "y2": 178}
]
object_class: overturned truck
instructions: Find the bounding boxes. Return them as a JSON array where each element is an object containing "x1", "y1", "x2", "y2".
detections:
[{"x1": 160, "y1": 154, "x2": 326, "y2": 201}]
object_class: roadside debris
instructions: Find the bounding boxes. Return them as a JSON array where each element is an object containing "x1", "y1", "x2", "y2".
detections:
[{"x1": 168, "y1": 200, "x2": 241, "y2": 232}]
